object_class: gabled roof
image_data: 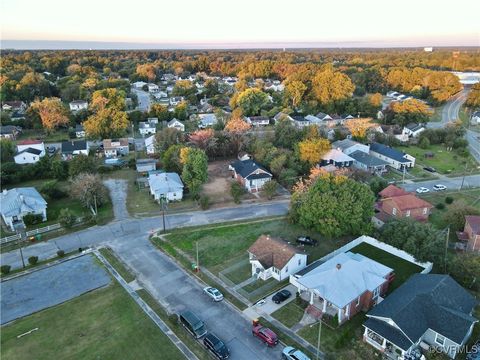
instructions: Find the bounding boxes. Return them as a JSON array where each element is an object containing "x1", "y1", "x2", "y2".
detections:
[
  {"x1": 0, "y1": 187, "x2": 47, "y2": 217},
  {"x1": 465, "y1": 215, "x2": 480, "y2": 234},
  {"x1": 230, "y1": 159, "x2": 272, "y2": 179},
  {"x1": 18, "y1": 139, "x2": 43, "y2": 146},
  {"x1": 103, "y1": 138, "x2": 129, "y2": 149},
  {"x1": 296, "y1": 251, "x2": 393, "y2": 308},
  {"x1": 144, "y1": 135, "x2": 155, "y2": 147},
  {"x1": 332, "y1": 139, "x2": 362, "y2": 151},
  {"x1": 16, "y1": 147, "x2": 42, "y2": 156},
  {"x1": 291, "y1": 115, "x2": 308, "y2": 123},
  {"x1": 167, "y1": 118, "x2": 183, "y2": 126},
  {"x1": 322, "y1": 149, "x2": 354, "y2": 163},
  {"x1": 379, "y1": 184, "x2": 409, "y2": 198},
  {"x1": 61, "y1": 140, "x2": 87, "y2": 153},
  {"x1": 405, "y1": 123, "x2": 424, "y2": 132},
  {"x1": 370, "y1": 143, "x2": 411, "y2": 163},
  {"x1": 349, "y1": 150, "x2": 388, "y2": 167},
  {"x1": 315, "y1": 112, "x2": 332, "y2": 120},
  {"x1": 366, "y1": 274, "x2": 478, "y2": 346},
  {"x1": 383, "y1": 194, "x2": 433, "y2": 211},
  {"x1": 148, "y1": 172, "x2": 183, "y2": 194},
  {"x1": 248, "y1": 235, "x2": 303, "y2": 270},
  {"x1": 0, "y1": 125, "x2": 22, "y2": 134},
  {"x1": 273, "y1": 112, "x2": 293, "y2": 122}
]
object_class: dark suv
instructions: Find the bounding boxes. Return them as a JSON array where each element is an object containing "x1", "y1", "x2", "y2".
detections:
[
  {"x1": 296, "y1": 236, "x2": 318, "y2": 246},
  {"x1": 272, "y1": 289, "x2": 291, "y2": 304},
  {"x1": 203, "y1": 333, "x2": 229, "y2": 359}
]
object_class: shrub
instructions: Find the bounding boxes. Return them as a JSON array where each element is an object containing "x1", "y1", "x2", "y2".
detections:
[
  {"x1": 97, "y1": 165, "x2": 114, "y2": 173},
  {"x1": 418, "y1": 137, "x2": 430, "y2": 149},
  {"x1": 230, "y1": 181, "x2": 245, "y2": 204},
  {"x1": 1, "y1": 265, "x2": 11, "y2": 274},
  {"x1": 436, "y1": 203, "x2": 446, "y2": 210},
  {"x1": 23, "y1": 214, "x2": 43, "y2": 226},
  {"x1": 28, "y1": 256, "x2": 39, "y2": 265},
  {"x1": 59, "y1": 208, "x2": 76, "y2": 228},
  {"x1": 168, "y1": 314, "x2": 179, "y2": 325},
  {"x1": 198, "y1": 195, "x2": 210, "y2": 210},
  {"x1": 57, "y1": 250, "x2": 65, "y2": 257},
  {"x1": 40, "y1": 180, "x2": 67, "y2": 200},
  {"x1": 445, "y1": 197, "x2": 454, "y2": 204},
  {"x1": 262, "y1": 180, "x2": 278, "y2": 200}
]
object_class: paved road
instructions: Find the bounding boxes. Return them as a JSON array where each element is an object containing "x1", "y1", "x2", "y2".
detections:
[
  {"x1": 466, "y1": 129, "x2": 480, "y2": 163},
  {"x1": 132, "y1": 88, "x2": 151, "y2": 112},
  {"x1": 400, "y1": 174, "x2": 480, "y2": 192}
]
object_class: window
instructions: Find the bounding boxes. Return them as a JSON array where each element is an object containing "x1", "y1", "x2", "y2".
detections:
[
  {"x1": 372, "y1": 287, "x2": 380, "y2": 298},
  {"x1": 298, "y1": 259, "x2": 301, "y2": 266},
  {"x1": 435, "y1": 333, "x2": 445, "y2": 346},
  {"x1": 285, "y1": 266, "x2": 288, "y2": 273},
  {"x1": 405, "y1": 210, "x2": 410, "y2": 217},
  {"x1": 392, "y1": 208, "x2": 397, "y2": 215},
  {"x1": 423, "y1": 207, "x2": 428, "y2": 215}
]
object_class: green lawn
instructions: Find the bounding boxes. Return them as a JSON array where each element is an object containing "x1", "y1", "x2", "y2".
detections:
[
  {"x1": 16, "y1": 129, "x2": 70, "y2": 142},
  {"x1": 0, "y1": 283, "x2": 184, "y2": 360},
  {"x1": 271, "y1": 300, "x2": 308, "y2": 328},
  {"x1": 349, "y1": 242, "x2": 423, "y2": 292},
  {"x1": 222, "y1": 260, "x2": 252, "y2": 284},
  {"x1": 429, "y1": 106, "x2": 443, "y2": 122},
  {"x1": 400, "y1": 144, "x2": 478, "y2": 175}
]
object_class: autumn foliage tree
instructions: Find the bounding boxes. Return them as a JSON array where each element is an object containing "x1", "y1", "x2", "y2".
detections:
[
  {"x1": 369, "y1": 93, "x2": 383, "y2": 107},
  {"x1": 136, "y1": 63, "x2": 158, "y2": 81},
  {"x1": 225, "y1": 110, "x2": 251, "y2": 154},
  {"x1": 70, "y1": 173, "x2": 108, "y2": 215},
  {"x1": 466, "y1": 83, "x2": 480, "y2": 108},
  {"x1": 30, "y1": 97, "x2": 69, "y2": 132},
  {"x1": 312, "y1": 65, "x2": 355, "y2": 105},
  {"x1": 284, "y1": 80, "x2": 307, "y2": 108},
  {"x1": 298, "y1": 138, "x2": 331, "y2": 164},
  {"x1": 189, "y1": 129, "x2": 216, "y2": 151},
  {"x1": 233, "y1": 88, "x2": 270, "y2": 116},
  {"x1": 344, "y1": 118, "x2": 375, "y2": 139}
]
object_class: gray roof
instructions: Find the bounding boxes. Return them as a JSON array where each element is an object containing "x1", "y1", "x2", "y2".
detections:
[
  {"x1": 16, "y1": 147, "x2": 42, "y2": 156},
  {"x1": 148, "y1": 172, "x2": 183, "y2": 194},
  {"x1": 332, "y1": 139, "x2": 360, "y2": 151},
  {"x1": 349, "y1": 150, "x2": 388, "y2": 167},
  {"x1": 405, "y1": 123, "x2": 424, "y2": 132},
  {"x1": 370, "y1": 142, "x2": 411, "y2": 163},
  {"x1": 0, "y1": 125, "x2": 22, "y2": 135},
  {"x1": 75, "y1": 124, "x2": 84, "y2": 132},
  {"x1": 364, "y1": 317, "x2": 413, "y2": 351},
  {"x1": 230, "y1": 159, "x2": 272, "y2": 180},
  {"x1": 366, "y1": 274, "x2": 478, "y2": 345},
  {"x1": 0, "y1": 188, "x2": 47, "y2": 217},
  {"x1": 61, "y1": 140, "x2": 87, "y2": 153}
]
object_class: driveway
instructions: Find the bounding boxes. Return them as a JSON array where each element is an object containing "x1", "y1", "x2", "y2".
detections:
[
  {"x1": 243, "y1": 284, "x2": 297, "y2": 320},
  {"x1": 132, "y1": 88, "x2": 151, "y2": 112},
  {"x1": 104, "y1": 179, "x2": 129, "y2": 221}
]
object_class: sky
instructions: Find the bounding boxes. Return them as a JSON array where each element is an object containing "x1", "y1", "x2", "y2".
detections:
[{"x1": 1, "y1": 0, "x2": 480, "y2": 49}]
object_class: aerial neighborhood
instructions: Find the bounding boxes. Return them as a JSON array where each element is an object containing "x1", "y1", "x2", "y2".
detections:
[{"x1": 0, "y1": 45, "x2": 479, "y2": 360}]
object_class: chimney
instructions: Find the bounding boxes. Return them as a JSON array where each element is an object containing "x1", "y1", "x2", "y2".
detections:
[
  {"x1": 2, "y1": 189, "x2": 7, "y2": 195},
  {"x1": 336, "y1": 263, "x2": 341, "y2": 270}
]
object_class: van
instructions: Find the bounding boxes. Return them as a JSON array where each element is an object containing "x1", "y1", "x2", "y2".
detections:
[{"x1": 179, "y1": 311, "x2": 207, "y2": 338}]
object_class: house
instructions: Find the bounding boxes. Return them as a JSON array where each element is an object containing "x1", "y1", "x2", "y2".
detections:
[
  {"x1": 363, "y1": 274, "x2": 478, "y2": 359},
  {"x1": 315, "y1": 112, "x2": 333, "y2": 122},
  {"x1": 75, "y1": 124, "x2": 85, "y2": 138},
  {"x1": 273, "y1": 112, "x2": 293, "y2": 123},
  {"x1": 0, "y1": 188, "x2": 48, "y2": 231},
  {"x1": 376, "y1": 185, "x2": 433, "y2": 222},
  {"x1": 457, "y1": 215, "x2": 480, "y2": 252},
  {"x1": 332, "y1": 139, "x2": 370, "y2": 155},
  {"x1": 152, "y1": 91, "x2": 168, "y2": 99},
  {"x1": 167, "y1": 118, "x2": 185, "y2": 132},
  {"x1": 470, "y1": 111, "x2": 480, "y2": 125},
  {"x1": 0, "y1": 125, "x2": 22, "y2": 139},
  {"x1": 17, "y1": 140, "x2": 45, "y2": 157},
  {"x1": 404, "y1": 123, "x2": 425, "y2": 138},
  {"x1": 169, "y1": 97, "x2": 184, "y2": 106},
  {"x1": 246, "y1": 116, "x2": 270, "y2": 127},
  {"x1": 14, "y1": 147, "x2": 44, "y2": 164},
  {"x1": 147, "y1": 117, "x2": 159, "y2": 125},
  {"x1": 148, "y1": 172, "x2": 184, "y2": 202},
  {"x1": 291, "y1": 116, "x2": 310, "y2": 128},
  {"x1": 386, "y1": 91, "x2": 400, "y2": 98},
  {"x1": 132, "y1": 81, "x2": 147, "y2": 89},
  {"x1": 61, "y1": 140, "x2": 89, "y2": 159},
  {"x1": 139, "y1": 121, "x2": 157, "y2": 136},
  {"x1": 321, "y1": 149, "x2": 354, "y2": 168},
  {"x1": 369, "y1": 142, "x2": 415, "y2": 170},
  {"x1": 103, "y1": 138, "x2": 129, "y2": 158},
  {"x1": 290, "y1": 250, "x2": 394, "y2": 325},
  {"x1": 198, "y1": 102, "x2": 214, "y2": 113},
  {"x1": 237, "y1": 152, "x2": 251, "y2": 161},
  {"x1": 197, "y1": 113, "x2": 218, "y2": 129},
  {"x1": 349, "y1": 150, "x2": 388, "y2": 174},
  {"x1": 248, "y1": 235, "x2": 307, "y2": 281},
  {"x1": 305, "y1": 114, "x2": 322, "y2": 125},
  {"x1": 136, "y1": 159, "x2": 157, "y2": 173},
  {"x1": 144, "y1": 135, "x2": 156, "y2": 155},
  {"x1": 229, "y1": 159, "x2": 272, "y2": 193},
  {"x1": 2, "y1": 101, "x2": 27, "y2": 113},
  {"x1": 147, "y1": 83, "x2": 159, "y2": 92},
  {"x1": 69, "y1": 100, "x2": 88, "y2": 112}
]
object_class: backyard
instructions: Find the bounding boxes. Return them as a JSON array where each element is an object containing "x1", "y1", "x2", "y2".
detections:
[{"x1": 0, "y1": 283, "x2": 184, "y2": 360}]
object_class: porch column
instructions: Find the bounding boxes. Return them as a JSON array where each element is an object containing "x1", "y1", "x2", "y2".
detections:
[
  {"x1": 309, "y1": 291, "x2": 314, "y2": 305},
  {"x1": 322, "y1": 299, "x2": 327, "y2": 312},
  {"x1": 337, "y1": 307, "x2": 342, "y2": 323},
  {"x1": 345, "y1": 304, "x2": 350, "y2": 319},
  {"x1": 381, "y1": 337, "x2": 387, "y2": 349}
]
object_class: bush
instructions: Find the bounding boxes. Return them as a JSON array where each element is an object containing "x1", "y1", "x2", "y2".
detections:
[
  {"x1": 1, "y1": 265, "x2": 11, "y2": 274},
  {"x1": 40, "y1": 180, "x2": 67, "y2": 200},
  {"x1": 28, "y1": 256, "x2": 39, "y2": 265},
  {"x1": 418, "y1": 137, "x2": 430, "y2": 149},
  {"x1": 262, "y1": 180, "x2": 278, "y2": 200},
  {"x1": 168, "y1": 313, "x2": 179, "y2": 325},
  {"x1": 57, "y1": 250, "x2": 65, "y2": 257},
  {"x1": 436, "y1": 203, "x2": 446, "y2": 210},
  {"x1": 230, "y1": 181, "x2": 245, "y2": 204},
  {"x1": 59, "y1": 208, "x2": 76, "y2": 228},
  {"x1": 198, "y1": 195, "x2": 210, "y2": 210},
  {"x1": 97, "y1": 165, "x2": 114, "y2": 173},
  {"x1": 445, "y1": 197, "x2": 454, "y2": 204},
  {"x1": 23, "y1": 214, "x2": 43, "y2": 226}
]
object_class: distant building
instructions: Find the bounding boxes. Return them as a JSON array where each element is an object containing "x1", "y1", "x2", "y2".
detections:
[
  {"x1": 424, "y1": 47, "x2": 433, "y2": 52},
  {"x1": 245, "y1": 116, "x2": 270, "y2": 127},
  {"x1": 136, "y1": 159, "x2": 157, "y2": 173},
  {"x1": 139, "y1": 121, "x2": 157, "y2": 136},
  {"x1": 0, "y1": 188, "x2": 48, "y2": 230},
  {"x1": 69, "y1": 100, "x2": 88, "y2": 112},
  {"x1": 103, "y1": 138, "x2": 129, "y2": 158},
  {"x1": 144, "y1": 135, "x2": 156, "y2": 155},
  {"x1": 2, "y1": 101, "x2": 27, "y2": 113},
  {"x1": 470, "y1": 111, "x2": 480, "y2": 125},
  {"x1": 167, "y1": 118, "x2": 185, "y2": 132},
  {"x1": 61, "y1": 140, "x2": 89, "y2": 159},
  {"x1": 0, "y1": 125, "x2": 22, "y2": 140},
  {"x1": 75, "y1": 124, "x2": 85, "y2": 138}
]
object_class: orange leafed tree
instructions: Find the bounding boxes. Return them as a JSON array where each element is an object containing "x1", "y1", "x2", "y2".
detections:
[
  {"x1": 189, "y1": 129, "x2": 215, "y2": 150},
  {"x1": 344, "y1": 118, "x2": 375, "y2": 139},
  {"x1": 298, "y1": 138, "x2": 331, "y2": 164},
  {"x1": 390, "y1": 99, "x2": 433, "y2": 116},
  {"x1": 180, "y1": 147, "x2": 191, "y2": 165},
  {"x1": 136, "y1": 63, "x2": 157, "y2": 81},
  {"x1": 225, "y1": 115, "x2": 251, "y2": 133},
  {"x1": 30, "y1": 97, "x2": 69, "y2": 132}
]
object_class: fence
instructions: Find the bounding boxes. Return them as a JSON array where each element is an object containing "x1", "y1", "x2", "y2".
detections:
[{"x1": 0, "y1": 223, "x2": 62, "y2": 245}]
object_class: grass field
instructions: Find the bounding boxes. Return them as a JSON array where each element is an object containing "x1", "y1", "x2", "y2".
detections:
[
  {"x1": 349, "y1": 242, "x2": 423, "y2": 292},
  {"x1": 271, "y1": 300, "x2": 308, "y2": 328},
  {"x1": 0, "y1": 283, "x2": 184, "y2": 360}
]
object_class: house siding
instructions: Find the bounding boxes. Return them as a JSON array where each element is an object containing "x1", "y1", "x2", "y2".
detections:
[
  {"x1": 465, "y1": 223, "x2": 480, "y2": 252},
  {"x1": 381, "y1": 200, "x2": 430, "y2": 221},
  {"x1": 422, "y1": 329, "x2": 460, "y2": 359}
]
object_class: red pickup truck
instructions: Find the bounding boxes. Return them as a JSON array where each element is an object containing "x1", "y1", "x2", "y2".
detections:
[{"x1": 252, "y1": 323, "x2": 278, "y2": 347}]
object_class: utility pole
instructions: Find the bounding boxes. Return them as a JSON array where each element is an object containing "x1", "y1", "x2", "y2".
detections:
[
  {"x1": 316, "y1": 319, "x2": 322, "y2": 360},
  {"x1": 460, "y1": 162, "x2": 468, "y2": 190},
  {"x1": 160, "y1": 196, "x2": 166, "y2": 233},
  {"x1": 14, "y1": 224, "x2": 26, "y2": 269},
  {"x1": 444, "y1": 226, "x2": 450, "y2": 274},
  {"x1": 196, "y1": 241, "x2": 200, "y2": 272}
]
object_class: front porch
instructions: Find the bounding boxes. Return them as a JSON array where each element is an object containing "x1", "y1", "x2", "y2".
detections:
[
  {"x1": 299, "y1": 290, "x2": 348, "y2": 324},
  {"x1": 363, "y1": 327, "x2": 407, "y2": 360}
]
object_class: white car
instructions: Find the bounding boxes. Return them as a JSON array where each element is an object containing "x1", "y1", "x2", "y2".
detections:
[
  {"x1": 203, "y1": 287, "x2": 223, "y2": 302},
  {"x1": 416, "y1": 187, "x2": 429, "y2": 194},
  {"x1": 433, "y1": 184, "x2": 447, "y2": 191}
]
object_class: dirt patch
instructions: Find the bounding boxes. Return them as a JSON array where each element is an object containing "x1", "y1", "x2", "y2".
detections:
[{"x1": 202, "y1": 160, "x2": 235, "y2": 203}]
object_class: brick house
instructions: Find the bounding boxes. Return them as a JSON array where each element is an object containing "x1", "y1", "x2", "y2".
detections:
[
  {"x1": 457, "y1": 215, "x2": 480, "y2": 252},
  {"x1": 229, "y1": 159, "x2": 272, "y2": 193}
]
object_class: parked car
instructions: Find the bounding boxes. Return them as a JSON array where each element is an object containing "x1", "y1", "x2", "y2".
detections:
[
  {"x1": 433, "y1": 184, "x2": 447, "y2": 191},
  {"x1": 415, "y1": 187, "x2": 429, "y2": 194},
  {"x1": 423, "y1": 166, "x2": 436, "y2": 173},
  {"x1": 272, "y1": 289, "x2": 292, "y2": 304},
  {"x1": 296, "y1": 236, "x2": 318, "y2": 246},
  {"x1": 282, "y1": 346, "x2": 311, "y2": 360},
  {"x1": 179, "y1": 311, "x2": 207, "y2": 338},
  {"x1": 203, "y1": 332, "x2": 230, "y2": 359},
  {"x1": 252, "y1": 324, "x2": 278, "y2": 346},
  {"x1": 203, "y1": 287, "x2": 224, "y2": 302}
]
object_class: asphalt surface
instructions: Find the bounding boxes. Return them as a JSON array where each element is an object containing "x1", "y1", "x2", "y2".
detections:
[
  {"x1": 103, "y1": 179, "x2": 129, "y2": 221},
  {"x1": 0, "y1": 255, "x2": 110, "y2": 324},
  {"x1": 400, "y1": 174, "x2": 480, "y2": 192},
  {"x1": 132, "y1": 88, "x2": 151, "y2": 112}
]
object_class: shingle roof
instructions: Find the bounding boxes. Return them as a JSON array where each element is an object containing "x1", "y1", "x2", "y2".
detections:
[
  {"x1": 148, "y1": 172, "x2": 183, "y2": 194},
  {"x1": 366, "y1": 274, "x2": 478, "y2": 345},
  {"x1": 248, "y1": 235, "x2": 302, "y2": 270},
  {"x1": 230, "y1": 159, "x2": 272, "y2": 179},
  {"x1": 0, "y1": 188, "x2": 47, "y2": 217},
  {"x1": 61, "y1": 140, "x2": 87, "y2": 153},
  {"x1": 465, "y1": 215, "x2": 480, "y2": 235},
  {"x1": 332, "y1": 139, "x2": 361, "y2": 151},
  {"x1": 379, "y1": 185, "x2": 409, "y2": 198},
  {"x1": 370, "y1": 142, "x2": 411, "y2": 163},
  {"x1": 349, "y1": 150, "x2": 388, "y2": 167},
  {"x1": 16, "y1": 147, "x2": 42, "y2": 156},
  {"x1": 383, "y1": 194, "x2": 433, "y2": 211},
  {"x1": 364, "y1": 318, "x2": 413, "y2": 351},
  {"x1": 322, "y1": 149, "x2": 354, "y2": 163}
]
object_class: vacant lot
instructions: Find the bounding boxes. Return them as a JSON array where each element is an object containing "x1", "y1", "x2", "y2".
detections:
[{"x1": 1, "y1": 283, "x2": 184, "y2": 360}]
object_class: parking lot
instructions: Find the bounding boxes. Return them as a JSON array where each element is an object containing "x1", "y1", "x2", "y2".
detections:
[{"x1": 0, "y1": 255, "x2": 111, "y2": 324}]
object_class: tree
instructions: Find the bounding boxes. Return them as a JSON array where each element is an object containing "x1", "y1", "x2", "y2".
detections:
[
  {"x1": 69, "y1": 154, "x2": 96, "y2": 177},
  {"x1": 448, "y1": 253, "x2": 480, "y2": 292},
  {"x1": 172, "y1": 80, "x2": 196, "y2": 97},
  {"x1": 162, "y1": 144, "x2": 183, "y2": 173},
  {"x1": 344, "y1": 118, "x2": 375, "y2": 139},
  {"x1": 274, "y1": 117, "x2": 303, "y2": 149},
  {"x1": 181, "y1": 148, "x2": 208, "y2": 199},
  {"x1": 234, "y1": 88, "x2": 270, "y2": 116},
  {"x1": 312, "y1": 65, "x2": 355, "y2": 105},
  {"x1": 58, "y1": 208, "x2": 76, "y2": 228},
  {"x1": 442, "y1": 202, "x2": 480, "y2": 233},
  {"x1": 230, "y1": 181, "x2": 245, "y2": 204},
  {"x1": 90, "y1": 88, "x2": 126, "y2": 111},
  {"x1": 284, "y1": 80, "x2": 307, "y2": 108},
  {"x1": 225, "y1": 115, "x2": 251, "y2": 133},
  {"x1": 290, "y1": 172, "x2": 375, "y2": 237},
  {"x1": 262, "y1": 180, "x2": 278, "y2": 200},
  {"x1": 173, "y1": 101, "x2": 188, "y2": 120},
  {"x1": 71, "y1": 173, "x2": 108, "y2": 215},
  {"x1": 84, "y1": 107, "x2": 129, "y2": 139},
  {"x1": 156, "y1": 128, "x2": 185, "y2": 152},
  {"x1": 0, "y1": 139, "x2": 15, "y2": 162},
  {"x1": 466, "y1": 83, "x2": 480, "y2": 108},
  {"x1": 189, "y1": 129, "x2": 216, "y2": 152},
  {"x1": 136, "y1": 63, "x2": 157, "y2": 81},
  {"x1": 298, "y1": 138, "x2": 331, "y2": 164},
  {"x1": 369, "y1": 93, "x2": 383, "y2": 108},
  {"x1": 389, "y1": 99, "x2": 433, "y2": 126},
  {"x1": 30, "y1": 97, "x2": 69, "y2": 132},
  {"x1": 149, "y1": 103, "x2": 171, "y2": 121}
]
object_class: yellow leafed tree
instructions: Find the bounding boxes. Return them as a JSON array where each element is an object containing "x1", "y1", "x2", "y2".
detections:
[
  {"x1": 344, "y1": 118, "x2": 376, "y2": 139},
  {"x1": 30, "y1": 97, "x2": 69, "y2": 132},
  {"x1": 298, "y1": 138, "x2": 331, "y2": 164},
  {"x1": 180, "y1": 147, "x2": 191, "y2": 165}
]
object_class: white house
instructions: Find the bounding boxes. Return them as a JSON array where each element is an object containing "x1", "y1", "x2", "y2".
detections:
[
  {"x1": 17, "y1": 140, "x2": 45, "y2": 156},
  {"x1": 470, "y1": 111, "x2": 480, "y2": 125},
  {"x1": 169, "y1": 97, "x2": 184, "y2": 106},
  {"x1": 229, "y1": 159, "x2": 273, "y2": 193},
  {"x1": 245, "y1": 116, "x2": 270, "y2": 127},
  {"x1": 167, "y1": 118, "x2": 185, "y2": 132},
  {"x1": 152, "y1": 91, "x2": 168, "y2": 99},
  {"x1": 0, "y1": 188, "x2": 48, "y2": 230},
  {"x1": 61, "y1": 140, "x2": 89, "y2": 159},
  {"x1": 148, "y1": 172, "x2": 184, "y2": 202},
  {"x1": 147, "y1": 83, "x2": 159, "y2": 92},
  {"x1": 139, "y1": 121, "x2": 157, "y2": 136},
  {"x1": 133, "y1": 81, "x2": 147, "y2": 89},
  {"x1": 69, "y1": 100, "x2": 88, "y2": 112},
  {"x1": 332, "y1": 139, "x2": 370, "y2": 155},
  {"x1": 75, "y1": 124, "x2": 85, "y2": 138},
  {"x1": 248, "y1": 235, "x2": 307, "y2": 281},
  {"x1": 14, "y1": 148, "x2": 44, "y2": 164},
  {"x1": 198, "y1": 113, "x2": 218, "y2": 129},
  {"x1": 369, "y1": 142, "x2": 415, "y2": 170},
  {"x1": 145, "y1": 135, "x2": 156, "y2": 155},
  {"x1": 2, "y1": 101, "x2": 27, "y2": 113},
  {"x1": 403, "y1": 123, "x2": 426, "y2": 138},
  {"x1": 103, "y1": 138, "x2": 129, "y2": 158}
]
